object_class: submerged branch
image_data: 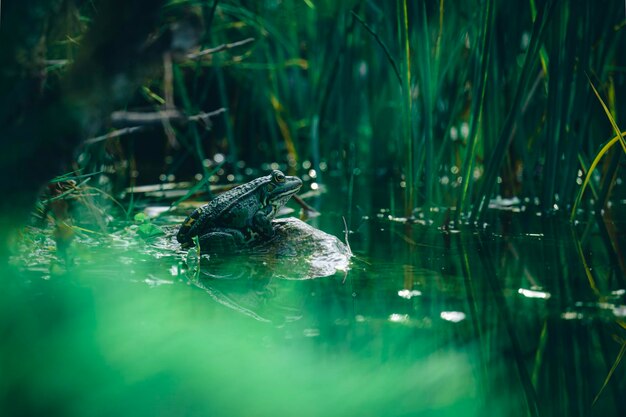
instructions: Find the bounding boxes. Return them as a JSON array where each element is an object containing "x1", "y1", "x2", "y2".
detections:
[
  {"x1": 84, "y1": 126, "x2": 146, "y2": 144},
  {"x1": 110, "y1": 108, "x2": 226, "y2": 128},
  {"x1": 187, "y1": 37, "x2": 255, "y2": 59},
  {"x1": 84, "y1": 108, "x2": 227, "y2": 144}
]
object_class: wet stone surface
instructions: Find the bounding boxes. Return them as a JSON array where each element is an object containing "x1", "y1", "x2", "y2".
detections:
[{"x1": 183, "y1": 218, "x2": 352, "y2": 281}]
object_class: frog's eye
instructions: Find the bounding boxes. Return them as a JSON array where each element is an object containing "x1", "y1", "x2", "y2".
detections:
[{"x1": 272, "y1": 170, "x2": 285, "y2": 183}]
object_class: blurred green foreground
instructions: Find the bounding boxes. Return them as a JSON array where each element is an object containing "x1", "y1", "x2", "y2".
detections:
[{"x1": 3, "y1": 208, "x2": 625, "y2": 417}]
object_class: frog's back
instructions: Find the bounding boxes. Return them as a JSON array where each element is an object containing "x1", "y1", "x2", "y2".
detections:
[{"x1": 176, "y1": 177, "x2": 266, "y2": 244}]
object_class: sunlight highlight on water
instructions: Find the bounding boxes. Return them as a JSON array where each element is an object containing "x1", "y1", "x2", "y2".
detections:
[
  {"x1": 440, "y1": 311, "x2": 466, "y2": 323},
  {"x1": 397, "y1": 289, "x2": 422, "y2": 299},
  {"x1": 518, "y1": 288, "x2": 551, "y2": 299},
  {"x1": 388, "y1": 313, "x2": 410, "y2": 323},
  {"x1": 7, "y1": 196, "x2": 626, "y2": 417}
]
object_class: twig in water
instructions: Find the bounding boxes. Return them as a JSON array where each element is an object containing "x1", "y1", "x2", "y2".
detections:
[
  {"x1": 110, "y1": 108, "x2": 226, "y2": 128},
  {"x1": 85, "y1": 108, "x2": 227, "y2": 144},
  {"x1": 342, "y1": 216, "x2": 353, "y2": 255},
  {"x1": 84, "y1": 126, "x2": 145, "y2": 145},
  {"x1": 188, "y1": 108, "x2": 227, "y2": 125},
  {"x1": 111, "y1": 109, "x2": 184, "y2": 126},
  {"x1": 292, "y1": 195, "x2": 319, "y2": 217}
]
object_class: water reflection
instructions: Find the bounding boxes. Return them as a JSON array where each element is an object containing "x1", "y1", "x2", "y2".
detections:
[
  {"x1": 180, "y1": 208, "x2": 626, "y2": 416},
  {"x1": 351, "y1": 210, "x2": 626, "y2": 417}
]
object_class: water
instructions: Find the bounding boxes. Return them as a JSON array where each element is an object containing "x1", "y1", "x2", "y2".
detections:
[{"x1": 3, "y1": 195, "x2": 626, "y2": 416}]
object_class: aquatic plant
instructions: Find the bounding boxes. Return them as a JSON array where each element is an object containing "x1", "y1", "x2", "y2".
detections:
[
  {"x1": 2, "y1": 3, "x2": 626, "y2": 417},
  {"x1": 3, "y1": 1, "x2": 626, "y2": 230}
]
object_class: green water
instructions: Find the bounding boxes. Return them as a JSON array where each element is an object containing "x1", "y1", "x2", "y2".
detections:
[{"x1": 3, "y1": 197, "x2": 626, "y2": 417}]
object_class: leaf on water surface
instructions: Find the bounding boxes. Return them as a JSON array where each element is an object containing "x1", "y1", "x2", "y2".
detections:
[{"x1": 137, "y1": 223, "x2": 165, "y2": 239}]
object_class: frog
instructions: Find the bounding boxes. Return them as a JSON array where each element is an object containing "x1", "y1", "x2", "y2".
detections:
[{"x1": 176, "y1": 169, "x2": 302, "y2": 252}]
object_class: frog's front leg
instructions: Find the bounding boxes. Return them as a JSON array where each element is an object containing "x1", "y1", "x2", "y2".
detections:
[
  {"x1": 252, "y1": 207, "x2": 275, "y2": 238},
  {"x1": 197, "y1": 228, "x2": 245, "y2": 253}
]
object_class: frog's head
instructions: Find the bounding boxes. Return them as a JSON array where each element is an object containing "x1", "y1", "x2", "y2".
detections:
[{"x1": 264, "y1": 169, "x2": 302, "y2": 214}]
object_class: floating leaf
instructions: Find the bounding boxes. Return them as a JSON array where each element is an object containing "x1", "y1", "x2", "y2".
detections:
[
  {"x1": 134, "y1": 212, "x2": 147, "y2": 223},
  {"x1": 137, "y1": 223, "x2": 164, "y2": 238}
]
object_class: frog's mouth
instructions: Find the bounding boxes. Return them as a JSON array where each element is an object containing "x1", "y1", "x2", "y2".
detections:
[{"x1": 269, "y1": 177, "x2": 302, "y2": 201}]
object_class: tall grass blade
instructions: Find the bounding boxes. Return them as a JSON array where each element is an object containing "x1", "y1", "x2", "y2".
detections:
[
  {"x1": 558, "y1": 2, "x2": 592, "y2": 205},
  {"x1": 398, "y1": 0, "x2": 413, "y2": 214},
  {"x1": 572, "y1": 228, "x2": 600, "y2": 295},
  {"x1": 269, "y1": 93, "x2": 298, "y2": 163},
  {"x1": 570, "y1": 132, "x2": 626, "y2": 220},
  {"x1": 415, "y1": 1, "x2": 433, "y2": 206},
  {"x1": 472, "y1": 1, "x2": 554, "y2": 222},
  {"x1": 50, "y1": 170, "x2": 104, "y2": 183},
  {"x1": 570, "y1": 76, "x2": 626, "y2": 221},
  {"x1": 457, "y1": 0, "x2": 493, "y2": 218},
  {"x1": 170, "y1": 161, "x2": 224, "y2": 208},
  {"x1": 351, "y1": 11, "x2": 401, "y2": 86},
  {"x1": 592, "y1": 341, "x2": 626, "y2": 406},
  {"x1": 542, "y1": 2, "x2": 575, "y2": 212},
  {"x1": 587, "y1": 76, "x2": 626, "y2": 153}
]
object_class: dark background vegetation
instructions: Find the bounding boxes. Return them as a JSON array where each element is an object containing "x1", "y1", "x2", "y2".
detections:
[
  {"x1": 2, "y1": 0, "x2": 626, "y2": 241},
  {"x1": 1, "y1": 2, "x2": 626, "y2": 416}
]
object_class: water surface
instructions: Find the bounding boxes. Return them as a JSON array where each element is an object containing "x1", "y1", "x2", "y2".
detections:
[{"x1": 4, "y1": 194, "x2": 626, "y2": 417}]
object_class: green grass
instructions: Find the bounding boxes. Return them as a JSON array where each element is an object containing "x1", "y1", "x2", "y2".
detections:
[
  {"x1": 9, "y1": 1, "x2": 626, "y2": 221},
  {"x1": 5, "y1": 3, "x2": 626, "y2": 416},
  {"x1": 154, "y1": 0, "x2": 625, "y2": 220}
]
